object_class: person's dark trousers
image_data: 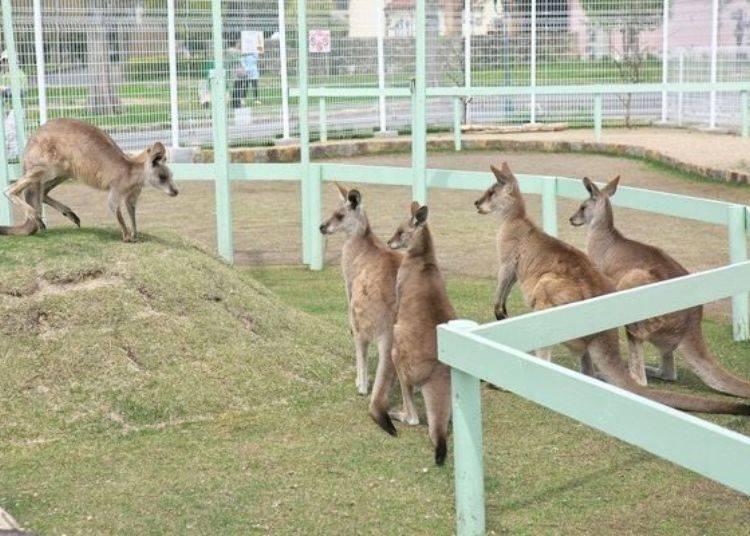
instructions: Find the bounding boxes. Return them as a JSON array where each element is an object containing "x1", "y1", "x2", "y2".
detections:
[
  {"x1": 231, "y1": 76, "x2": 249, "y2": 108},
  {"x1": 250, "y1": 79, "x2": 259, "y2": 101}
]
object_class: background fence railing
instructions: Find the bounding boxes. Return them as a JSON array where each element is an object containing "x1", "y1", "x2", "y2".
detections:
[{"x1": 3, "y1": 0, "x2": 750, "y2": 156}]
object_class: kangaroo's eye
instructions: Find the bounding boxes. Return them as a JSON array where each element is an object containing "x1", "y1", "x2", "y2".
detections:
[{"x1": 335, "y1": 213, "x2": 344, "y2": 221}]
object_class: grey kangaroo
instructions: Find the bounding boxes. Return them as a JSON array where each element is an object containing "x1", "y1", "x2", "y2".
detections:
[
  {"x1": 381, "y1": 202, "x2": 456, "y2": 465},
  {"x1": 319, "y1": 183, "x2": 403, "y2": 433},
  {"x1": 474, "y1": 162, "x2": 750, "y2": 414},
  {"x1": 1, "y1": 118, "x2": 178, "y2": 241},
  {"x1": 570, "y1": 176, "x2": 750, "y2": 398}
]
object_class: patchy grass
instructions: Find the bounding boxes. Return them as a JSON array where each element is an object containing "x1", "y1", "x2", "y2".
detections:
[{"x1": 1, "y1": 232, "x2": 749, "y2": 534}]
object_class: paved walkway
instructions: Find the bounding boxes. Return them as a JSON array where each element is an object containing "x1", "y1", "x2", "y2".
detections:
[{"x1": 462, "y1": 127, "x2": 750, "y2": 175}]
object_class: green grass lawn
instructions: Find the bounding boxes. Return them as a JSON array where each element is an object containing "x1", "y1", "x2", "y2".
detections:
[{"x1": 1, "y1": 229, "x2": 749, "y2": 534}]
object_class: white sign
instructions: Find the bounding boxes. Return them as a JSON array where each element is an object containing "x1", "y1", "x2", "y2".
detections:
[
  {"x1": 309, "y1": 29, "x2": 331, "y2": 53},
  {"x1": 241, "y1": 31, "x2": 264, "y2": 54}
]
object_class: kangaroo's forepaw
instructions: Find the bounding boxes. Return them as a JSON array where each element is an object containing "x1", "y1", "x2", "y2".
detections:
[
  {"x1": 645, "y1": 366, "x2": 677, "y2": 382},
  {"x1": 388, "y1": 409, "x2": 419, "y2": 426},
  {"x1": 122, "y1": 235, "x2": 138, "y2": 243},
  {"x1": 35, "y1": 216, "x2": 46, "y2": 231},
  {"x1": 494, "y1": 307, "x2": 507, "y2": 321}
]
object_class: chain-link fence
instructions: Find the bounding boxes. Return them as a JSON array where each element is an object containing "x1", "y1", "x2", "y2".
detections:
[{"x1": 2, "y1": 0, "x2": 750, "y2": 157}]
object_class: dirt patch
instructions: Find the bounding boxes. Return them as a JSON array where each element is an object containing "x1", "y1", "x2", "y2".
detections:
[{"x1": 15, "y1": 149, "x2": 747, "y2": 321}]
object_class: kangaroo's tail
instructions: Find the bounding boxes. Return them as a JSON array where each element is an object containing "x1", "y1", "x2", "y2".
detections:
[
  {"x1": 678, "y1": 330, "x2": 750, "y2": 399},
  {"x1": 370, "y1": 408, "x2": 397, "y2": 437},
  {"x1": 423, "y1": 365, "x2": 452, "y2": 466},
  {"x1": 0, "y1": 217, "x2": 39, "y2": 236}
]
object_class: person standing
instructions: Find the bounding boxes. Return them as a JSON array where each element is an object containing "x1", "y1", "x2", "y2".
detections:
[{"x1": 241, "y1": 32, "x2": 263, "y2": 106}]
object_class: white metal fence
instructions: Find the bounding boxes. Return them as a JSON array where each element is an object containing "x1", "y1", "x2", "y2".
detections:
[{"x1": 2, "y1": 0, "x2": 750, "y2": 156}]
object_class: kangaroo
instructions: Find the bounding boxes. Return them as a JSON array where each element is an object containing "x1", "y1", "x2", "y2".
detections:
[
  {"x1": 570, "y1": 176, "x2": 750, "y2": 398},
  {"x1": 379, "y1": 202, "x2": 456, "y2": 465},
  {"x1": 319, "y1": 183, "x2": 403, "y2": 432},
  {"x1": 474, "y1": 162, "x2": 750, "y2": 415},
  {"x1": 1, "y1": 118, "x2": 178, "y2": 241}
]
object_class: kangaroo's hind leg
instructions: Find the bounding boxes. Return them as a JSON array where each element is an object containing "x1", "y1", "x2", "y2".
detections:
[
  {"x1": 43, "y1": 178, "x2": 80, "y2": 227},
  {"x1": 626, "y1": 331, "x2": 648, "y2": 386}
]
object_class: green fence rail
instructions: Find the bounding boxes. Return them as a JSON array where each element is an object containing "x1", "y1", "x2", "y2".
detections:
[{"x1": 439, "y1": 261, "x2": 750, "y2": 535}]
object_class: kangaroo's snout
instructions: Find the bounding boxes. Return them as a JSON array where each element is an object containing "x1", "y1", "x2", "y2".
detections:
[
  {"x1": 168, "y1": 186, "x2": 179, "y2": 197},
  {"x1": 319, "y1": 223, "x2": 328, "y2": 235}
]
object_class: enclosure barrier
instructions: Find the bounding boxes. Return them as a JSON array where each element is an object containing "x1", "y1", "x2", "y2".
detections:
[
  {"x1": 439, "y1": 261, "x2": 750, "y2": 535},
  {"x1": 291, "y1": 81, "x2": 750, "y2": 148}
]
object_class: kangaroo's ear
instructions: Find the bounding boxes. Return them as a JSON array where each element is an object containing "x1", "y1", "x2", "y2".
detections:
[
  {"x1": 414, "y1": 205, "x2": 429, "y2": 225},
  {"x1": 149, "y1": 142, "x2": 166, "y2": 166},
  {"x1": 347, "y1": 189, "x2": 361, "y2": 209},
  {"x1": 582, "y1": 177, "x2": 600, "y2": 199},
  {"x1": 602, "y1": 175, "x2": 620, "y2": 197},
  {"x1": 410, "y1": 200, "x2": 421, "y2": 216},
  {"x1": 334, "y1": 182, "x2": 348, "y2": 201},
  {"x1": 490, "y1": 164, "x2": 507, "y2": 185}
]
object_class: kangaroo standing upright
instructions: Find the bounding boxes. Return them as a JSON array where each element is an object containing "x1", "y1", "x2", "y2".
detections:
[
  {"x1": 319, "y1": 184, "x2": 403, "y2": 430},
  {"x1": 474, "y1": 162, "x2": 750, "y2": 414},
  {"x1": 570, "y1": 176, "x2": 750, "y2": 397},
  {"x1": 381, "y1": 202, "x2": 456, "y2": 465},
  {"x1": 1, "y1": 118, "x2": 178, "y2": 241}
]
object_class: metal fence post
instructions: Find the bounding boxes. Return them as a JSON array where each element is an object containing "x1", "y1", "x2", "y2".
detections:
[
  {"x1": 741, "y1": 90, "x2": 748, "y2": 139},
  {"x1": 594, "y1": 93, "x2": 602, "y2": 142},
  {"x1": 677, "y1": 50, "x2": 684, "y2": 127},
  {"x1": 453, "y1": 97, "x2": 462, "y2": 151},
  {"x1": 728, "y1": 205, "x2": 749, "y2": 341},
  {"x1": 297, "y1": 0, "x2": 312, "y2": 265},
  {"x1": 167, "y1": 0, "x2": 179, "y2": 147},
  {"x1": 542, "y1": 178, "x2": 558, "y2": 237},
  {"x1": 463, "y1": 0, "x2": 471, "y2": 126},
  {"x1": 32, "y1": 0, "x2": 47, "y2": 125},
  {"x1": 278, "y1": 0, "x2": 291, "y2": 140},
  {"x1": 448, "y1": 320, "x2": 485, "y2": 536},
  {"x1": 530, "y1": 0, "x2": 536, "y2": 124},
  {"x1": 1, "y1": 0, "x2": 27, "y2": 153},
  {"x1": 660, "y1": 0, "x2": 669, "y2": 123},
  {"x1": 0, "y1": 98, "x2": 12, "y2": 226},
  {"x1": 377, "y1": 0, "x2": 387, "y2": 134},
  {"x1": 318, "y1": 97, "x2": 327, "y2": 142},
  {"x1": 309, "y1": 164, "x2": 324, "y2": 270},
  {"x1": 210, "y1": 0, "x2": 233, "y2": 263},
  {"x1": 709, "y1": 0, "x2": 718, "y2": 129},
  {"x1": 412, "y1": 0, "x2": 427, "y2": 205}
]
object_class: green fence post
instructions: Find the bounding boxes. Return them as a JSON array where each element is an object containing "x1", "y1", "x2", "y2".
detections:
[
  {"x1": 0, "y1": 97, "x2": 12, "y2": 226},
  {"x1": 542, "y1": 177, "x2": 558, "y2": 237},
  {"x1": 298, "y1": 0, "x2": 311, "y2": 266},
  {"x1": 319, "y1": 97, "x2": 327, "y2": 143},
  {"x1": 1, "y1": 0, "x2": 27, "y2": 153},
  {"x1": 412, "y1": 0, "x2": 428, "y2": 205},
  {"x1": 453, "y1": 97, "x2": 462, "y2": 151},
  {"x1": 309, "y1": 164, "x2": 324, "y2": 270},
  {"x1": 741, "y1": 90, "x2": 748, "y2": 139},
  {"x1": 448, "y1": 320, "x2": 485, "y2": 536},
  {"x1": 728, "y1": 205, "x2": 749, "y2": 341},
  {"x1": 594, "y1": 93, "x2": 602, "y2": 143},
  {"x1": 210, "y1": 0, "x2": 233, "y2": 263}
]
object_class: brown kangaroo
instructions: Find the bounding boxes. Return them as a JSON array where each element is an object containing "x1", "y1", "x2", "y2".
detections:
[
  {"x1": 1, "y1": 118, "x2": 178, "y2": 241},
  {"x1": 381, "y1": 202, "x2": 456, "y2": 465},
  {"x1": 475, "y1": 162, "x2": 750, "y2": 415},
  {"x1": 570, "y1": 176, "x2": 750, "y2": 398},
  {"x1": 319, "y1": 184, "x2": 403, "y2": 433}
]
